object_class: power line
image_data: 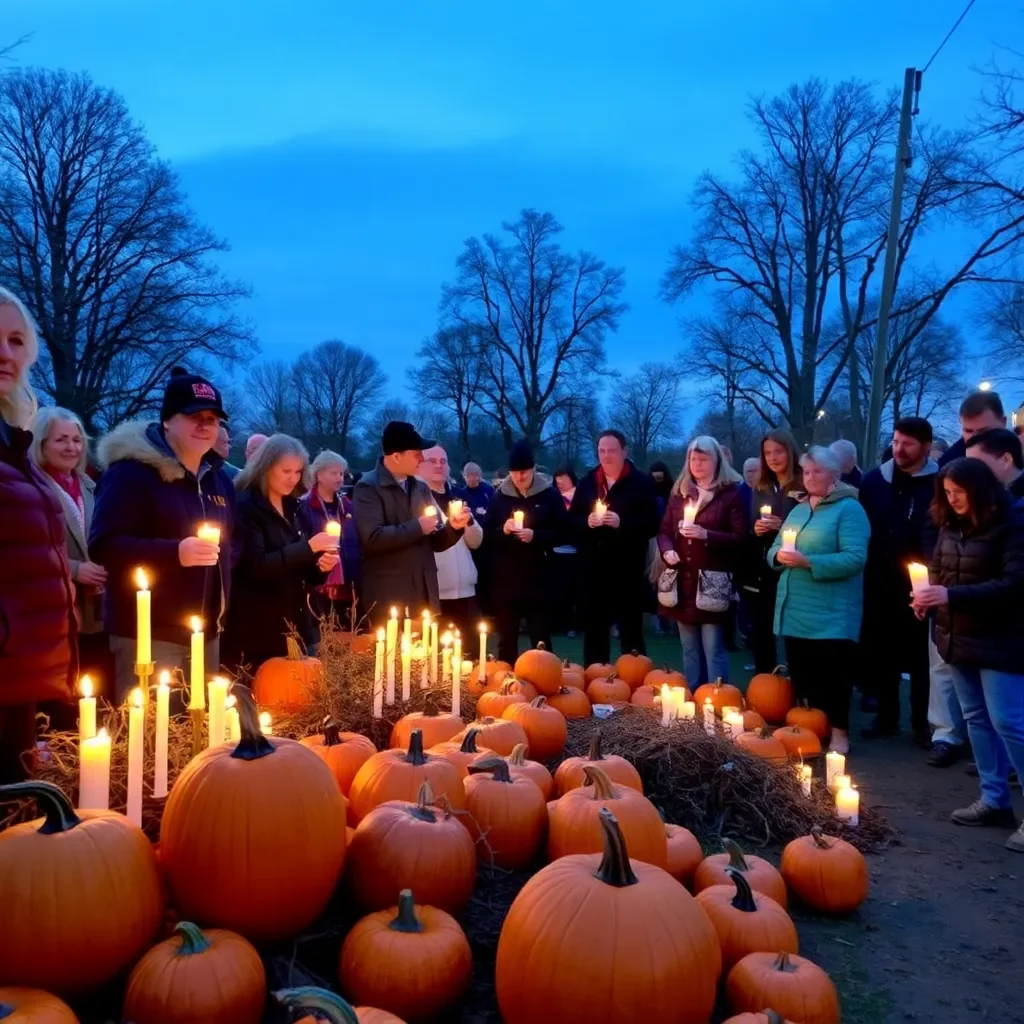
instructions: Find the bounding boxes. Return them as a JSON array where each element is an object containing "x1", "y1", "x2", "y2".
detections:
[{"x1": 921, "y1": 0, "x2": 978, "y2": 74}]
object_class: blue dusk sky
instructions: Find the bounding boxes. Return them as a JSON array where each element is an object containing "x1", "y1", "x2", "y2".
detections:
[{"x1": 3, "y1": 0, "x2": 1012, "y2": 399}]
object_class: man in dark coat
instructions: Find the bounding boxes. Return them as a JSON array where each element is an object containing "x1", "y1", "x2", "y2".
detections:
[
  {"x1": 484, "y1": 439, "x2": 566, "y2": 663},
  {"x1": 939, "y1": 390, "x2": 1007, "y2": 466},
  {"x1": 858, "y1": 417, "x2": 938, "y2": 748},
  {"x1": 353, "y1": 421, "x2": 471, "y2": 624},
  {"x1": 966, "y1": 428, "x2": 1024, "y2": 500},
  {"x1": 568, "y1": 430, "x2": 660, "y2": 665}
]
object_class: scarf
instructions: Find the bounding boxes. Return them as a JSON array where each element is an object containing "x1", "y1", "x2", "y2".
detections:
[
  {"x1": 595, "y1": 460, "x2": 630, "y2": 501},
  {"x1": 44, "y1": 466, "x2": 85, "y2": 535}
]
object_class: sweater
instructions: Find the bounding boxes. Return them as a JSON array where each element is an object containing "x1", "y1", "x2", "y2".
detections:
[{"x1": 429, "y1": 484, "x2": 483, "y2": 601}]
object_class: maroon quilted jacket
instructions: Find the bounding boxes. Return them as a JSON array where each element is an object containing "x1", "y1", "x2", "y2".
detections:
[{"x1": 0, "y1": 418, "x2": 77, "y2": 706}]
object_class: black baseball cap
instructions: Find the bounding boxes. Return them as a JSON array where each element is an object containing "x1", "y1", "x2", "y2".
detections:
[
  {"x1": 160, "y1": 367, "x2": 227, "y2": 422},
  {"x1": 382, "y1": 420, "x2": 436, "y2": 455}
]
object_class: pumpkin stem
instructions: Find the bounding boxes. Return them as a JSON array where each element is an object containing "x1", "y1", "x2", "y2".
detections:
[
  {"x1": 230, "y1": 684, "x2": 275, "y2": 761},
  {"x1": 174, "y1": 921, "x2": 212, "y2": 956},
  {"x1": 422, "y1": 692, "x2": 439, "y2": 717},
  {"x1": 766, "y1": 1012, "x2": 786, "y2": 1024},
  {"x1": 274, "y1": 986, "x2": 361, "y2": 1024},
  {"x1": 772, "y1": 664, "x2": 789, "y2": 676},
  {"x1": 810, "y1": 826, "x2": 831, "y2": 850},
  {"x1": 536, "y1": 641, "x2": 547, "y2": 651},
  {"x1": 587, "y1": 732, "x2": 605, "y2": 761},
  {"x1": 714, "y1": 677, "x2": 723, "y2": 689},
  {"x1": 389, "y1": 889, "x2": 425, "y2": 933},
  {"x1": 508, "y1": 743, "x2": 529, "y2": 766},
  {"x1": 285, "y1": 635, "x2": 303, "y2": 661},
  {"x1": 322, "y1": 720, "x2": 341, "y2": 747},
  {"x1": 0, "y1": 780, "x2": 81, "y2": 835},
  {"x1": 725, "y1": 865, "x2": 759, "y2": 912},
  {"x1": 581, "y1": 764, "x2": 617, "y2": 800},
  {"x1": 458, "y1": 728, "x2": 481, "y2": 754},
  {"x1": 593, "y1": 807, "x2": 639, "y2": 888},
  {"x1": 0, "y1": 1005, "x2": 13, "y2": 1021},
  {"x1": 409, "y1": 780, "x2": 437, "y2": 822},
  {"x1": 404, "y1": 729, "x2": 428, "y2": 766},
  {"x1": 723, "y1": 838, "x2": 750, "y2": 871},
  {"x1": 499, "y1": 680, "x2": 518, "y2": 695},
  {"x1": 529, "y1": 696, "x2": 548, "y2": 708},
  {"x1": 467, "y1": 755, "x2": 512, "y2": 783},
  {"x1": 772, "y1": 951, "x2": 800, "y2": 974}
]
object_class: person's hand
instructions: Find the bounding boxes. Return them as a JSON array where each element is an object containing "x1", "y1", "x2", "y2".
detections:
[
  {"x1": 76, "y1": 561, "x2": 108, "y2": 587},
  {"x1": 309, "y1": 531, "x2": 340, "y2": 553},
  {"x1": 754, "y1": 516, "x2": 782, "y2": 536},
  {"x1": 449, "y1": 508, "x2": 471, "y2": 531},
  {"x1": 418, "y1": 514, "x2": 440, "y2": 535},
  {"x1": 913, "y1": 584, "x2": 948, "y2": 609},
  {"x1": 587, "y1": 512, "x2": 604, "y2": 529},
  {"x1": 776, "y1": 549, "x2": 809, "y2": 568},
  {"x1": 317, "y1": 550, "x2": 340, "y2": 572},
  {"x1": 681, "y1": 523, "x2": 707, "y2": 540},
  {"x1": 179, "y1": 536, "x2": 220, "y2": 567},
  {"x1": 516, "y1": 527, "x2": 535, "y2": 543},
  {"x1": 662, "y1": 549, "x2": 681, "y2": 566},
  {"x1": 603, "y1": 511, "x2": 620, "y2": 529},
  {"x1": 503, "y1": 518, "x2": 518, "y2": 535},
  {"x1": 912, "y1": 603, "x2": 928, "y2": 620}
]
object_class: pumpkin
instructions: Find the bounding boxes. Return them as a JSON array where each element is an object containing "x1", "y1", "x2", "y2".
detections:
[
  {"x1": 389, "y1": 694, "x2": 464, "y2": 750},
  {"x1": 615, "y1": 650, "x2": 654, "y2": 690},
  {"x1": 693, "y1": 678, "x2": 745, "y2": 714},
  {"x1": 0, "y1": 988, "x2": 78, "y2": 1023},
  {"x1": 428, "y1": 728, "x2": 494, "y2": 778},
  {"x1": 584, "y1": 661, "x2": 616, "y2": 683},
  {"x1": 502, "y1": 697, "x2": 567, "y2": 760},
  {"x1": 467, "y1": 656, "x2": 513, "y2": 695},
  {"x1": 693, "y1": 839, "x2": 788, "y2": 907},
  {"x1": 548, "y1": 765, "x2": 667, "y2": 867},
  {"x1": 499, "y1": 744, "x2": 554, "y2": 799},
  {"x1": 745, "y1": 665, "x2": 794, "y2": 722},
  {"x1": 722, "y1": 1013, "x2": 793, "y2": 1024},
  {"x1": 476, "y1": 679, "x2": 530, "y2": 719},
  {"x1": 665, "y1": 823, "x2": 703, "y2": 886},
  {"x1": 346, "y1": 782, "x2": 476, "y2": 914},
  {"x1": 275, "y1": 986, "x2": 406, "y2": 1024},
  {"x1": 780, "y1": 826, "x2": 869, "y2": 914},
  {"x1": 586, "y1": 674, "x2": 631, "y2": 705},
  {"x1": 453, "y1": 717, "x2": 527, "y2": 756},
  {"x1": 160, "y1": 687, "x2": 346, "y2": 941},
  {"x1": 773, "y1": 725, "x2": 822, "y2": 759},
  {"x1": 123, "y1": 921, "x2": 265, "y2": 1024},
  {"x1": 464, "y1": 757, "x2": 548, "y2": 869},
  {"x1": 301, "y1": 718, "x2": 377, "y2": 795},
  {"x1": 349, "y1": 729, "x2": 466, "y2": 823},
  {"x1": 547, "y1": 685, "x2": 592, "y2": 718},
  {"x1": 252, "y1": 635, "x2": 321, "y2": 710},
  {"x1": 553, "y1": 731, "x2": 643, "y2": 795},
  {"x1": 629, "y1": 683, "x2": 659, "y2": 708},
  {"x1": 496, "y1": 808, "x2": 721, "y2": 1023},
  {"x1": 743, "y1": 709, "x2": 767, "y2": 732},
  {"x1": 785, "y1": 701, "x2": 830, "y2": 740},
  {"x1": 727, "y1": 951, "x2": 840, "y2": 1024},
  {"x1": 695, "y1": 868, "x2": 798, "y2": 970},
  {"x1": 561, "y1": 660, "x2": 586, "y2": 689},
  {"x1": 735, "y1": 728, "x2": 788, "y2": 762},
  {"x1": 514, "y1": 643, "x2": 563, "y2": 695},
  {"x1": 642, "y1": 667, "x2": 689, "y2": 694},
  {"x1": 0, "y1": 781, "x2": 163, "y2": 995},
  {"x1": 338, "y1": 890, "x2": 472, "y2": 1023}
]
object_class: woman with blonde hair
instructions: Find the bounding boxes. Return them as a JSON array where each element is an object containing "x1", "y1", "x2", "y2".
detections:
[
  {"x1": 222, "y1": 434, "x2": 340, "y2": 670},
  {"x1": 657, "y1": 434, "x2": 747, "y2": 685},
  {"x1": 0, "y1": 288, "x2": 77, "y2": 780}
]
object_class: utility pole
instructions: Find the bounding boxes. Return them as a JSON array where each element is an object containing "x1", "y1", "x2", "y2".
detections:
[{"x1": 863, "y1": 67, "x2": 920, "y2": 467}]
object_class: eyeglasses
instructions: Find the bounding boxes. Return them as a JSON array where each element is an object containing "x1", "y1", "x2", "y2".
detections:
[{"x1": 424, "y1": 458, "x2": 448, "y2": 466}]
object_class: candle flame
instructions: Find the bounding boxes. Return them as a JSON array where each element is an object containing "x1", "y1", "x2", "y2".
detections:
[
  {"x1": 130, "y1": 687, "x2": 142, "y2": 709},
  {"x1": 376, "y1": 627, "x2": 385, "y2": 640},
  {"x1": 80, "y1": 675, "x2": 93, "y2": 699},
  {"x1": 190, "y1": 615, "x2": 203, "y2": 634},
  {"x1": 159, "y1": 670, "x2": 171, "y2": 686},
  {"x1": 390, "y1": 607, "x2": 398, "y2": 618},
  {"x1": 479, "y1": 622, "x2": 487, "y2": 634},
  {"x1": 135, "y1": 567, "x2": 149, "y2": 591},
  {"x1": 441, "y1": 631, "x2": 452, "y2": 645}
]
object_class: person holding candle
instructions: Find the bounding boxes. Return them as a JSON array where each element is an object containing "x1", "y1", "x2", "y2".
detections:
[
  {"x1": 914, "y1": 457, "x2": 1024, "y2": 850},
  {"x1": 90, "y1": 367, "x2": 235, "y2": 699},
  {"x1": 657, "y1": 435, "x2": 747, "y2": 687},
  {"x1": 222, "y1": 435, "x2": 339, "y2": 670},
  {"x1": 0, "y1": 287, "x2": 77, "y2": 783},
  {"x1": 454, "y1": 461, "x2": 495, "y2": 520},
  {"x1": 768, "y1": 446, "x2": 870, "y2": 755}
]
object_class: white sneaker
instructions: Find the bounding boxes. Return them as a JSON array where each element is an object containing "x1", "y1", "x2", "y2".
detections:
[{"x1": 828, "y1": 728, "x2": 850, "y2": 755}]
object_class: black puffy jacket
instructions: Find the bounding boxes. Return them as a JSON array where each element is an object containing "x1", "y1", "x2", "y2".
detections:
[{"x1": 929, "y1": 499, "x2": 1024, "y2": 672}]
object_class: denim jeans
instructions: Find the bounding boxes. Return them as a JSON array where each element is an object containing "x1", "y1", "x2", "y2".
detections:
[
  {"x1": 678, "y1": 623, "x2": 729, "y2": 686},
  {"x1": 928, "y1": 636, "x2": 966, "y2": 746},
  {"x1": 110, "y1": 635, "x2": 221, "y2": 704},
  {"x1": 949, "y1": 663, "x2": 1024, "y2": 810}
]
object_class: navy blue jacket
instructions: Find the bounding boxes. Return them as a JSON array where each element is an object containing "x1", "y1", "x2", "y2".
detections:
[
  {"x1": 296, "y1": 490, "x2": 362, "y2": 598},
  {"x1": 455, "y1": 481, "x2": 495, "y2": 518},
  {"x1": 90, "y1": 422, "x2": 235, "y2": 644}
]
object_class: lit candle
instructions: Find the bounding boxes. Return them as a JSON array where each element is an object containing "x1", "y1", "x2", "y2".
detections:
[
  {"x1": 461, "y1": 659, "x2": 474, "y2": 678},
  {"x1": 78, "y1": 727, "x2": 111, "y2": 811},
  {"x1": 442, "y1": 632, "x2": 452, "y2": 683},
  {"x1": 661, "y1": 684, "x2": 673, "y2": 726},
  {"x1": 78, "y1": 675, "x2": 96, "y2": 741},
  {"x1": 225, "y1": 695, "x2": 241, "y2": 742},
  {"x1": 430, "y1": 619, "x2": 439, "y2": 684},
  {"x1": 760, "y1": 504, "x2": 772, "y2": 519},
  {"x1": 833, "y1": 773, "x2": 851, "y2": 795},
  {"x1": 373, "y1": 628, "x2": 385, "y2": 719},
  {"x1": 825, "y1": 750, "x2": 846, "y2": 792},
  {"x1": 682, "y1": 503, "x2": 698, "y2": 528},
  {"x1": 189, "y1": 616, "x2": 205, "y2": 709},
  {"x1": 324, "y1": 520, "x2": 342, "y2": 546},
  {"x1": 401, "y1": 635, "x2": 412, "y2": 702},
  {"x1": 421, "y1": 611, "x2": 431, "y2": 689},
  {"x1": 836, "y1": 784, "x2": 860, "y2": 826},
  {"x1": 908, "y1": 562, "x2": 929, "y2": 597},
  {"x1": 386, "y1": 608, "x2": 398, "y2": 704},
  {"x1": 126, "y1": 688, "x2": 144, "y2": 827},
  {"x1": 680, "y1": 700, "x2": 696, "y2": 721},
  {"x1": 781, "y1": 528, "x2": 798, "y2": 553},
  {"x1": 197, "y1": 522, "x2": 221, "y2": 546},
  {"x1": 703, "y1": 698, "x2": 715, "y2": 736},
  {"x1": 452, "y1": 645, "x2": 462, "y2": 719},
  {"x1": 724, "y1": 710, "x2": 745, "y2": 739},
  {"x1": 422, "y1": 505, "x2": 437, "y2": 520},
  {"x1": 135, "y1": 568, "x2": 151, "y2": 666},
  {"x1": 478, "y1": 622, "x2": 488, "y2": 676},
  {"x1": 798, "y1": 763, "x2": 812, "y2": 797},
  {"x1": 594, "y1": 499, "x2": 607, "y2": 518},
  {"x1": 513, "y1": 509, "x2": 525, "y2": 530},
  {"x1": 259, "y1": 711, "x2": 274, "y2": 736},
  {"x1": 207, "y1": 677, "x2": 228, "y2": 749},
  {"x1": 721, "y1": 704, "x2": 741, "y2": 722},
  {"x1": 154, "y1": 670, "x2": 170, "y2": 798},
  {"x1": 453, "y1": 631, "x2": 463, "y2": 689},
  {"x1": 448, "y1": 499, "x2": 464, "y2": 519}
]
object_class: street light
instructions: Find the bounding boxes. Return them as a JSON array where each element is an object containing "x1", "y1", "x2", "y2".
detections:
[
  {"x1": 817, "y1": 409, "x2": 826, "y2": 420},
  {"x1": 978, "y1": 380, "x2": 992, "y2": 392}
]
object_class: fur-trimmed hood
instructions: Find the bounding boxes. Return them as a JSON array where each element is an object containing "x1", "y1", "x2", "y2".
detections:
[{"x1": 97, "y1": 421, "x2": 222, "y2": 483}]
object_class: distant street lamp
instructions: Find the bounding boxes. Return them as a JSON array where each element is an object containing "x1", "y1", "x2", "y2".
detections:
[
  {"x1": 978, "y1": 380, "x2": 992, "y2": 392},
  {"x1": 817, "y1": 409, "x2": 826, "y2": 420}
]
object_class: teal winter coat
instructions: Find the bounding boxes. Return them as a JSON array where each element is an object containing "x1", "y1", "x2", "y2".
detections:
[{"x1": 768, "y1": 485, "x2": 870, "y2": 642}]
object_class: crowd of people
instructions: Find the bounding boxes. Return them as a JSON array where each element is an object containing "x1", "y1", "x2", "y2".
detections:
[{"x1": 1, "y1": 284, "x2": 1022, "y2": 852}]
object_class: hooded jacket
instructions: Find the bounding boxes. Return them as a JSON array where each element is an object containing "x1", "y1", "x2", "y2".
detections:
[
  {"x1": 428, "y1": 483, "x2": 483, "y2": 601},
  {"x1": 89, "y1": 421, "x2": 235, "y2": 644}
]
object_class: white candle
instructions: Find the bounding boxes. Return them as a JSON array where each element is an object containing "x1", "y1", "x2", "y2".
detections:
[
  {"x1": 78, "y1": 675, "x2": 96, "y2": 741},
  {"x1": 781, "y1": 528, "x2": 798, "y2": 553},
  {"x1": 225, "y1": 696, "x2": 241, "y2": 742},
  {"x1": 724, "y1": 710, "x2": 745, "y2": 739},
  {"x1": 197, "y1": 522, "x2": 221, "y2": 546},
  {"x1": 798, "y1": 763, "x2": 812, "y2": 797},
  {"x1": 126, "y1": 688, "x2": 144, "y2": 827},
  {"x1": 760, "y1": 504, "x2": 772, "y2": 519},
  {"x1": 373, "y1": 628, "x2": 385, "y2": 719},
  {"x1": 908, "y1": 562, "x2": 929, "y2": 597},
  {"x1": 594, "y1": 499, "x2": 607, "y2": 518},
  {"x1": 386, "y1": 608, "x2": 398, "y2": 704},
  {"x1": 154, "y1": 670, "x2": 170, "y2": 798},
  {"x1": 259, "y1": 711, "x2": 274, "y2": 736},
  {"x1": 680, "y1": 700, "x2": 696, "y2": 721},
  {"x1": 430, "y1": 620, "x2": 439, "y2": 684},
  {"x1": 442, "y1": 633, "x2": 452, "y2": 683},
  {"x1": 324, "y1": 520, "x2": 341, "y2": 546},
  {"x1": 448, "y1": 499, "x2": 464, "y2": 519},
  {"x1": 403, "y1": 608, "x2": 412, "y2": 656},
  {"x1": 834, "y1": 773, "x2": 851, "y2": 795},
  {"x1": 78, "y1": 727, "x2": 111, "y2": 811},
  {"x1": 453, "y1": 631, "x2": 463, "y2": 690},
  {"x1": 682, "y1": 503, "x2": 698, "y2": 527},
  {"x1": 703, "y1": 698, "x2": 715, "y2": 736},
  {"x1": 461, "y1": 659, "x2": 474, "y2": 677},
  {"x1": 422, "y1": 505, "x2": 438, "y2": 520},
  {"x1": 836, "y1": 784, "x2": 860, "y2": 826},
  {"x1": 452, "y1": 647, "x2": 462, "y2": 718},
  {"x1": 207, "y1": 677, "x2": 228, "y2": 749},
  {"x1": 478, "y1": 622, "x2": 488, "y2": 676},
  {"x1": 135, "y1": 568, "x2": 151, "y2": 666},
  {"x1": 401, "y1": 636, "x2": 412, "y2": 702},
  {"x1": 661, "y1": 684, "x2": 673, "y2": 726},
  {"x1": 721, "y1": 704, "x2": 741, "y2": 722},
  {"x1": 825, "y1": 750, "x2": 846, "y2": 792},
  {"x1": 421, "y1": 612, "x2": 431, "y2": 689},
  {"x1": 189, "y1": 616, "x2": 205, "y2": 710},
  {"x1": 513, "y1": 509, "x2": 525, "y2": 530}
]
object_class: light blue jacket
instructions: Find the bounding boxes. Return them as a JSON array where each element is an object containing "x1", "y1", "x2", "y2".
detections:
[{"x1": 768, "y1": 484, "x2": 871, "y2": 642}]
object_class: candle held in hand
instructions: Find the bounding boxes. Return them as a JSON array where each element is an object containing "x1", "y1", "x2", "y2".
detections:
[
  {"x1": 908, "y1": 562, "x2": 929, "y2": 597},
  {"x1": 594, "y1": 499, "x2": 607, "y2": 518},
  {"x1": 422, "y1": 505, "x2": 437, "y2": 519},
  {"x1": 682, "y1": 503, "x2": 698, "y2": 527},
  {"x1": 197, "y1": 522, "x2": 221, "y2": 546},
  {"x1": 448, "y1": 499, "x2": 464, "y2": 519},
  {"x1": 134, "y1": 568, "x2": 151, "y2": 666},
  {"x1": 760, "y1": 505, "x2": 772, "y2": 519},
  {"x1": 513, "y1": 509, "x2": 525, "y2": 530},
  {"x1": 78, "y1": 675, "x2": 96, "y2": 741},
  {"x1": 324, "y1": 520, "x2": 342, "y2": 544},
  {"x1": 781, "y1": 528, "x2": 798, "y2": 553}
]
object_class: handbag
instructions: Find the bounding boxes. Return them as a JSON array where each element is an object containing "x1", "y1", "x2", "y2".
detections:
[
  {"x1": 696, "y1": 569, "x2": 732, "y2": 613},
  {"x1": 657, "y1": 567, "x2": 679, "y2": 608}
]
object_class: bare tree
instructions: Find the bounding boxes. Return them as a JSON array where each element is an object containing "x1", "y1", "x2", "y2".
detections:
[
  {"x1": 609, "y1": 362, "x2": 686, "y2": 464},
  {"x1": 692, "y1": 406, "x2": 764, "y2": 464},
  {"x1": 246, "y1": 360, "x2": 300, "y2": 435},
  {"x1": 544, "y1": 392, "x2": 603, "y2": 469},
  {"x1": 441, "y1": 209, "x2": 627, "y2": 448},
  {"x1": 0, "y1": 69, "x2": 250, "y2": 430}
]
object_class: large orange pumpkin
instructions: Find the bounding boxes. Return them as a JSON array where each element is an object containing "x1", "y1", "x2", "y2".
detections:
[
  {"x1": 514, "y1": 643, "x2": 563, "y2": 695},
  {"x1": 160, "y1": 687, "x2": 347, "y2": 941},
  {"x1": 584, "y1": 661, "x2": 615, "y2": 683},
  {"x1": 496, "y1": 744, "x2": 555, "y2": 799},
  {"x1": 693, "y1": 678, "x2": 745, "y2": 714},
  {"x1": 586, "y1": 675, "x2": 631, "y2": 705},
  {"x1": 389, "y1": 694, "x2": 464, "y2": 750},
  {"x1": 276, "y1": 985, "x2": 407, "y2": 1024},
  {"x1": 727, "y1": 951, "x2": 840, "y2": 1024},
  {"x1": 780, "y1": 827, "x2": 869, "y2": 914},
  {"x1": 615, "y1": 650, "x2": 654, "y2": 690},
  {"x1": 346, "y1": 782, "x2": 477, "y2": 914},
  {"x1": 502, "y1": 697, "x2": 567, "y2": 760},
  {"x1": 561, "y1": 660, "x2": 586, "y2": 689},
  {"x1": 464, "y1": 757, "x2": 548, "y2": 869},
  {"x1": 123, "y1": 922, "x2": 265, "y2": 1024},
  {"x1": 349, "y1": 730, "x2": 466, "y2": 823},
  {"x1": 773, "y1": 725, "x2": 822, "y2": 758},
  {"x1": 695, "y1": 868, "x2": 798, "y2": 971},
  {"x1": 722, "y1": 1013, "x2": 793, "y2": 1024},
  {"x1": 476, "y1": 679, "x2": 531, "y2": 719},
  {"x1": 339, "y1": 890, "x2": 473, "y2": 1023},
  {"x1": 466, "y1": 657, "x2": 513, "y2": 696},
  {"x1": 665, "y1": 823, "x2": 703, "y2": 887},
  {"x1": 0, "y1": 989, "x2": 78, "y2": 1023},
  {"x1": 643, "y1": 667, "x2": 689, "y2": 694},
  {"x1": 553, "y1": 732, "x2": 643, "y2": 795},
  {"x1": 548, "y1": 765, "x2": 667, "y2": 867},
  {"x1": 785, "y1": 701, "x2": 830, "y2": 741},
  {"x1": 745, "y1": 665, "x2": 794, "y2": 723},
  {"x1": 693, "y1": 840, "x2": 788, "y2": 907},
  {"x1": 629, "y1": 683, "x2": 659, "y2": 708},
  {"x1": 496, "y1": 808, "x2": 721, "y2": 1023},
  {"x1": 301, "y1": 720, "x2": 377, "y2": 796},
  {"x1": 428, "y1": 728, "x2": 493, "y2": 778},
  {"x1": 742, "y1": 709, "x2": 767, "y2": 732},
  {"x1": 546, "y1": 685, "x2": 592, "y2": 718},
  {"x1": 452, "y1": 717, "x2": 527, "y2": 756},
  {"x1": 735, "y1": 728, "x2": 788, "y2": 762},
  {"x1": 252, "y1": 635, "x2": 321, "y2": 710},
  {"x1": 0, "y1": 781, "x2": 163, "y2": 995}
]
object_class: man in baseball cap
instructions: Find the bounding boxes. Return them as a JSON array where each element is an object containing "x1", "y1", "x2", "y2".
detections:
[{"x1": 159, "y1": 367, "x2": 228, "y2": 422}]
